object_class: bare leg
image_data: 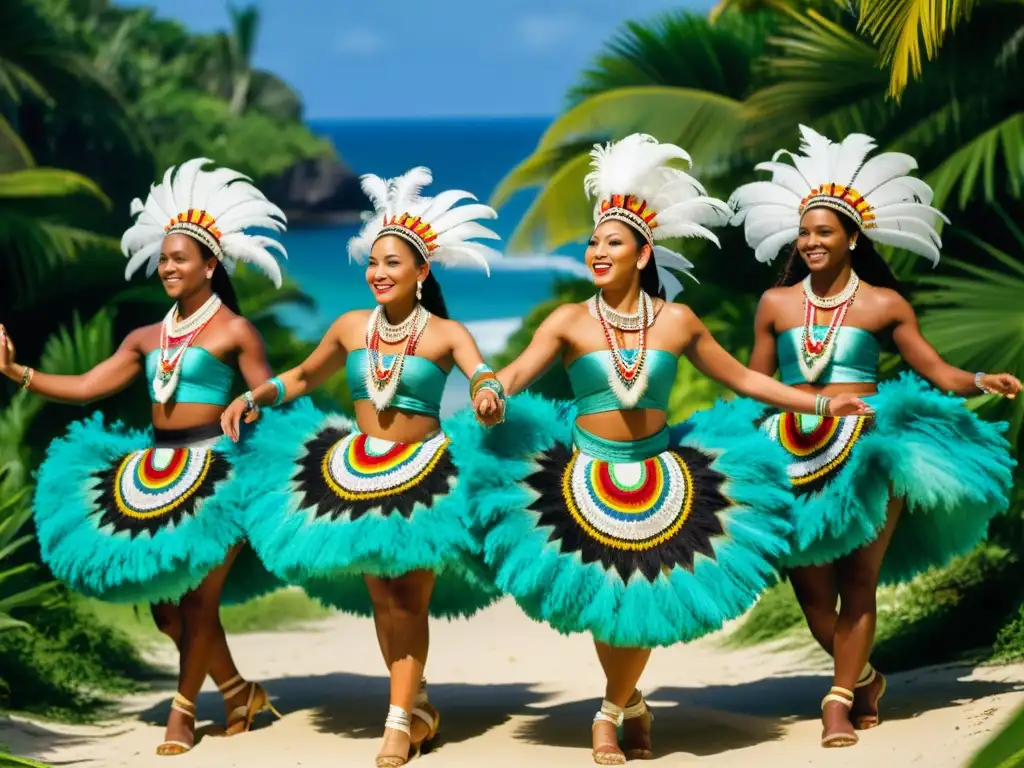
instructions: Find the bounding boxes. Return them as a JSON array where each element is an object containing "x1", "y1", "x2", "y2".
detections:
[
  {"x1": 592, "y1": 641, "x2": 652, "y2": 764},
  {"x1": 374, "y1": 570, "x2": 435, "y2": 766},
  {"x1": 789, "y1": 564, "x2": 839, "y2": 653},
  {"x1": 822, "y1": 496, "x2": 903, "y2": 744}
]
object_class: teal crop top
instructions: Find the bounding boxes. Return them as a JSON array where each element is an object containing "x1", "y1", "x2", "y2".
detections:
[
  {"x1": 777, "y1": 326, "x2": 880, "y2": 385},
  {"x1": 568, "y1": 349, "x2": 677, "y2": 415},
  {"x1": 346, "y1": 350, "x2": 448, "y2": 418},
  {"x1": 144, "y1": 348, "x2": 235, "y2": 406}
]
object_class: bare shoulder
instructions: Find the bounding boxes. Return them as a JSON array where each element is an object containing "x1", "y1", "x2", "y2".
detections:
[
  {"x1": 553, "y1": 301, "x2": 591, "y2": 323},
  {"x1": 335, "y1": 309, "x2": 372, "y2": 331},
  {"x1": 222, "y1": 312, "x2": 262, "y2": 341},
  {"x1": 759, "y1": 285, "x2": 796, "y2": 311},
  {"x1": 658, "y1": 300, "x2": 700, "y2": 328},
  {"x1": 430, "y1": 315, "x2": 472, "y2": 340},
  {"x1": 124, "y1": 322, "x2": 160, "y2": 352},
  {"x1": 860, "y1": 283, "x2": 911, "y2": 318}
]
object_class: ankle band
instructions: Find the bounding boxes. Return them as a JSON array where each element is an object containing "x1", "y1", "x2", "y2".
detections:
[
  {"x1": 385, "y1": 704, "x2": 412, "y2": 736},
  {"x1": 593, "y1": 699, "x2": 625, "y2": 727},
  {"x1": 856, "y1": 662, "x2": 875, "y2": 687}
]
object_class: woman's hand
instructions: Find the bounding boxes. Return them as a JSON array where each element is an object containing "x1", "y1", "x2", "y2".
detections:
[
  {"x1": 0, "y1": 324, "x2": 17, "y2": 377},
  {"x1": 828, "y1": 393, "x2": 874, "y2": 417},
  {"x1": 473, "y1": 389, "x2": 504, "y2": 427},
  {"x1": 220, "y1": 397, "x2": 258, "y2": 442},
  {"x1": 980, "y1": 373, "x2": 1022, "y2": 399}
]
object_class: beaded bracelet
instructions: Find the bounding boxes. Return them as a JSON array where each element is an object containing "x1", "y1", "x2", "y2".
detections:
[
  {"x1": 975, "y1": 372, "x2": 994, "y2": 394},
  {"x1": 814, "y1": 394, "x2": 833, "y2": 417},
  {"x1": 241, "y1": 390, "x2": 259, "y2": 417},
  {"x1": 269, "y1": 376, "x2": 286, "y2": 406},
  {"x1": 20, "y1": 366, "x2": 34, "y2": 390},
  {"x1": 470, "y1": 364, "x2": 504, "y2": 402}
]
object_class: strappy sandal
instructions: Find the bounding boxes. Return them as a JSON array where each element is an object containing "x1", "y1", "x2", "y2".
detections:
[
  {"x1": 853, "y1": 668, "x2": 886, "y2": 730},
  {"x1": 411, "y1": 679, "x2": 441, "y2": 753},
  {"x1": 621, "y1": 691, "x2": 654, "y2": 760},
  {"x1": 820, "y1": 686, "x2": 859, "y2": 748},
  {"x1": 592, "y1": 700, "x2": 626, "y2": 766},
  {"x1": 156, "y1": 694, "x2": 196, "y2": 756},
  {"x1": 217, "y1": 675, "x2": 282, "y2": 736},
  {"x1": 376, "y1": 705, "x2": 415, "y2": 768}
]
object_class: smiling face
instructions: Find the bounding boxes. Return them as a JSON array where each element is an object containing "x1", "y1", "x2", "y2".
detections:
[
  {"x1": 157, "y1": 233, "x2": 212, "y2": 299},
  {"x1": 797, "y1": 207, "x2": 859, "y2": 273},
  {"x1": 366, "y1": 235, "x2": 429, "y2": 307},
  {"x1": 585, "y1": 219, "x2": 651, "y2": 291}
]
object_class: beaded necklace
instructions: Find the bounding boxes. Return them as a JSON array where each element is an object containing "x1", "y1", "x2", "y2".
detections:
[
  {"x1": 152, "y1": 293, "x2": 222, "y2": 404},
  {"x1": 591, "y1": 292, "x2": 653, "y2": 408},
  {"x1": 364, "y1": 305, "x2": 430, "y2": 412},
  {"x1": 798, "y1": 271, "x2": 859, "y2": 383}
]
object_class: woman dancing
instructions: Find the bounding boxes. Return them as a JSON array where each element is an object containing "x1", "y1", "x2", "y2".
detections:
[
  {"x1": 0, "y1": 158, "x2": 288, "y2": 755},
  {"x1": 727, "y1": 125, "x2": 1019, "y2": 747},
  {"x1": 460, "y1": 134, "x2": 872, "y2": 765},
  {"x1": 220, "y1": 166, "x2": 506, "y2": 767}
]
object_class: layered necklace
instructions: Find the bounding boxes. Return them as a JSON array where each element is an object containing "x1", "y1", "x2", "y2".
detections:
[
  {"x1": 364, "y1": 304, "x2": 430, "y2": 412},
  {"x1": 153, "y1": 293, "x2": 223, "y2": 404},
  {"x1": 591, "y1": 291, "x2": 654, "y2": 408},
  {"x1": 799, "y1": 271, "x2": 860, "y2": 383}
]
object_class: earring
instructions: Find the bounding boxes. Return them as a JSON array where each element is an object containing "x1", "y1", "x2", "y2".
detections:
[
  {"x1": 416, "y1": 281, "x2": 423, "y2": 301},
  {"x1": 850, "y1": 241, "x2": 858, "y2": 251},
  {"x1": 206, "y1": 271, "x2": 214, "y2": 278}
]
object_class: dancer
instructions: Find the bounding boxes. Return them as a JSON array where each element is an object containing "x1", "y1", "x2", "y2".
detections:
[
  {"x1": 727, "y1": 125, "x2": 1019, "y2": 747},
  {"x1": 220, "y1": 166, "x2": 506, "y2": 767},
  {"x1": 0, "y1": 158, "x2": 288, "y2": 755},
  {"x1": 459, "y1": 134, "x2": 872, "y2": 765}
]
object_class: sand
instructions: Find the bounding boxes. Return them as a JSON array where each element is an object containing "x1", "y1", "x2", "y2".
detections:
[{"x1": 3, "y1": 598, "x2": 1024, "y2": 767}]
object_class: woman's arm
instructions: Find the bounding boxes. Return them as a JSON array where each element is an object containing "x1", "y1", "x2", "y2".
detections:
[
  {"x1": 748, "y1": 292, "x2": 781, "y2": 377},
  {"x1": 891, "y1": 294, "x2": 1021, "y2": 398},
  {"x1": 448, "y1": 322, "x2": 503, "y2": 426},
  {"x1": 0, "y1": 324, "x2": 144, "y2": 404},
  {"x1": 679, "y1": 307, "x2": 872, "y2": 416},
  {"x1": 229, "y1": 317, "x2": 274, "y2": 388},
  {"x1": 495, "y1": 305, "x2": 573, "y2": 397}
]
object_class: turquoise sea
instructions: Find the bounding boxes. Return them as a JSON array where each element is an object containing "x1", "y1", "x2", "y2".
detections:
[{"x1": 278, "y1": 116, "x2": 587, "y2": 348}]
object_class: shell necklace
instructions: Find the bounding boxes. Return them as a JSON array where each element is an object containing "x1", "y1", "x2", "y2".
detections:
[
  {"x1": 153, "y1": 293, "x2": 222, "y2": 404},
  {"x1": 364, "y1": 304, "x2": 430, "y2": 412},
  {"x1": 592, "y1": 292, "x2": 653, "y2": 408},
  {"x1": 798, "y1": 271, "x2": 859, "y2": 383}
]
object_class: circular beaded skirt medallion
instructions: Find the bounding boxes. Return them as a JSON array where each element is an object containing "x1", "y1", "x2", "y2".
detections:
[
  {"x1": 761, "y1": 413, "x2": 871, "y2": 495},
  {"x1": 523, "y1": 442, "x2": 732, "y2": 583},
  {"x1": 293, "y1": 427, "x2": 456, "y2": 521},
  {"x1": 92, "y1": 447, "x2": 229, "y2": 536}
]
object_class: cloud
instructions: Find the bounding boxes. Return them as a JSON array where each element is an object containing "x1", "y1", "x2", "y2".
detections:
[
  {"x1": 514, "y1": 13, "x2": 580, "y2": 52},
  {"x1": 334, "y1": 28, "x2": 383, "y2": 57}
]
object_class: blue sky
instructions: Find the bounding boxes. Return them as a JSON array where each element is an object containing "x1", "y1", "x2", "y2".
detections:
[{"x1": 125, "y1": 0, "x2": 714, "y2": 119}]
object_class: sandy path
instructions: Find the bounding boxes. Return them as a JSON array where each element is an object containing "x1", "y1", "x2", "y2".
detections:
[{"x1": 3, "y1": 598, "x2": 1024, "y2": 767}]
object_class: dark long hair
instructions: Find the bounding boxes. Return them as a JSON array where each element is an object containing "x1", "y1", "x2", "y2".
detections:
[
  {"x1": 196, "y1": 240, "x2": 243, "y2": 315},
  {"x1": 775, "y1": 209, "x2": 906, "y2": 295},
  {"x1": 415, "y1": 257, "x2": 449, "y2": 319},
  {"x1": 626, "y1": 225, "x2": 667, "y2": 300}
]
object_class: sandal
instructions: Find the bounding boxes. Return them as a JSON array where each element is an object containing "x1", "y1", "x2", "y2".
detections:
[
  {"x1": 592, "y1": 700, "x2": 626, "y2": 766},
  {"x1": 820, "y1": 686, "x2": 859, "y2": 748},
  {"x1": 219, "y1": 675, "x2": 282, "y2": 736},
  {"x1": 621, "y1": 690, "x2": 654, "y2": 760},
  {"x1": 376, "y1": 705, "x2": 414, "y2": 768},
  {"x1": 853, "y1": 668, "x2": 886, "y2": 730},
  {"x1": 156, "y1": 694, "x2": 196, "y2": 756},
  {"x1": 411, "y1": 680, "x2": 441, "y2": 753}
]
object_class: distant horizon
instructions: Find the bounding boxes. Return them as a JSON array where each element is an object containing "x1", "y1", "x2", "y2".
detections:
[{"x1": 308, "y1": 114, "x2": 555, "y2": 125}]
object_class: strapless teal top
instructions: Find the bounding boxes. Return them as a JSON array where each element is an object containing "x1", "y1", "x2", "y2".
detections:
[
  {"x1": 346, "y1": 350, "x2": 447, "y2": 418},
  {"x1": 144, "y1": 348, "x2": 235, "y2": 406},
  {"x1": 568, "y1": 349, "x2": 677, "y2": 415},
  {"x1": 777, "y1": 325, "x2": 879, "y2": 385}
]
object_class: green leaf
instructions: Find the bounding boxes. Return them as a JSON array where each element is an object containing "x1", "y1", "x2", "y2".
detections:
[
  {"x1": 926, "y1": 113, "x2": 1024, "y2": 210},
  {"x1": 0, "y1": 168, "x2": 110, "y2": 206}
]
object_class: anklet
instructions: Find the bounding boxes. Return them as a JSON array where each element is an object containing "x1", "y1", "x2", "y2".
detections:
[
  {"x1": 593, "y1": 699, "x2": 625, "y2": 727},
  {"x1": 384, "y1": 705, "x2": 412, "y2": 736}
]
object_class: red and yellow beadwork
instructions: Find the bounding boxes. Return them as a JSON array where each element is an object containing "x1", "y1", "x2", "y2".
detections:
[
  {"x1": 799, "y1": 184, "x2": 877, "y2": 228},
  {"x1": 112, "y1": 447, "x2": 214, "y2": 519},
  {"x1": 381, "y1": 212, "x2": 439, "y2": 253},
  {"x1": 321, "y1": 431, "x2": 451, "y2": 502},
  {"x1": 164, "y1": 208, "x2": 223, "y2": 240},
  {"x1": 599, "y1": 195, "x2": 658, "y2": 230},
  {"x1": 763, "y1": 412, "x2": 870, "y2": 488}
]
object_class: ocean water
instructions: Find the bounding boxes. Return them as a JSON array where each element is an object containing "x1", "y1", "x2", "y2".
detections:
[{"x1": 277, "y1": 116, "x2": 587, "y2": 342}]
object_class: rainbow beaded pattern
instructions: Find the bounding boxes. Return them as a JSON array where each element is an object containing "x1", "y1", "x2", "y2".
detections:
[
  {"x1": 523, "y1": 442, "x2": 732, "y2": 583},
  {"x1": 92, "y1": 446, "x2": 230, "y2": 536},
  {"x1": 760, "y1": 412, "x2": 872, "y2": 494},
  {"x1": 293, "y1": 425, "x2": 456, "y2": 520}
]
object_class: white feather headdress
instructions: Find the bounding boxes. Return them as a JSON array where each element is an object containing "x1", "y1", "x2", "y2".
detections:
[
  {"x1": 584, "y1": 133, "x2": 732, "y2": 299},
  {"x1": 120, "y1": 157, "x2": 288, "y2": 287},
  {"x1": 729, "y1": 125, "x2": 949, "y2": 265},
  {"x1": 347, "y1": 166, "x2": 501, "y2": 276}
]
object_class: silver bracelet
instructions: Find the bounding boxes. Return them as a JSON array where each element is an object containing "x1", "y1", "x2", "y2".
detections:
[
  {"x1": 814, "y1": 394, "x2": 832, "y2": 417},
  {"x1": 975, "y1": 372, "x2": 993, "y2": 394},
  {"x1": 241, "y1": 390, "x2": 259, "y2": 416}
]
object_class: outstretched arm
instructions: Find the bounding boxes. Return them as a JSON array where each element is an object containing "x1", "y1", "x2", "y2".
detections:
[
  {"x1": 449, "y1": 322, "x2": 503, "y2": 426},
  {"x1": 496, "y1": 305, "x2": 572, "y2": 397},
  {"x1": 681, "y1": 307, "x2": 871, "y2": 416},
  {"x1": 891, "y1": 294, "x2": 1021, "y2": 398},
  {"x1": 0, "y1": 324, "x2": 143, "y2": 404}
]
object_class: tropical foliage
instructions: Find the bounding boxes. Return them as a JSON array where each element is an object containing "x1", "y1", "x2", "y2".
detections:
[{"x1": 492, "y1": 0, "x2": 1024, "y2": 662}]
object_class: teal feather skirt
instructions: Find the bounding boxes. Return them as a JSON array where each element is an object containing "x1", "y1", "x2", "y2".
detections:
[
  {"x1": 448, "y1": 392, "x2": 794, "y2": 649},
  {"x1": 32, "y1": 412, "x2": 282, "y2": 605},
  {"x1": 706, "y1": 372, "x2": 1015, "y2": 584},
  {"x1": 235, "y1": 398, "x2": 500, "y2": 620}
]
